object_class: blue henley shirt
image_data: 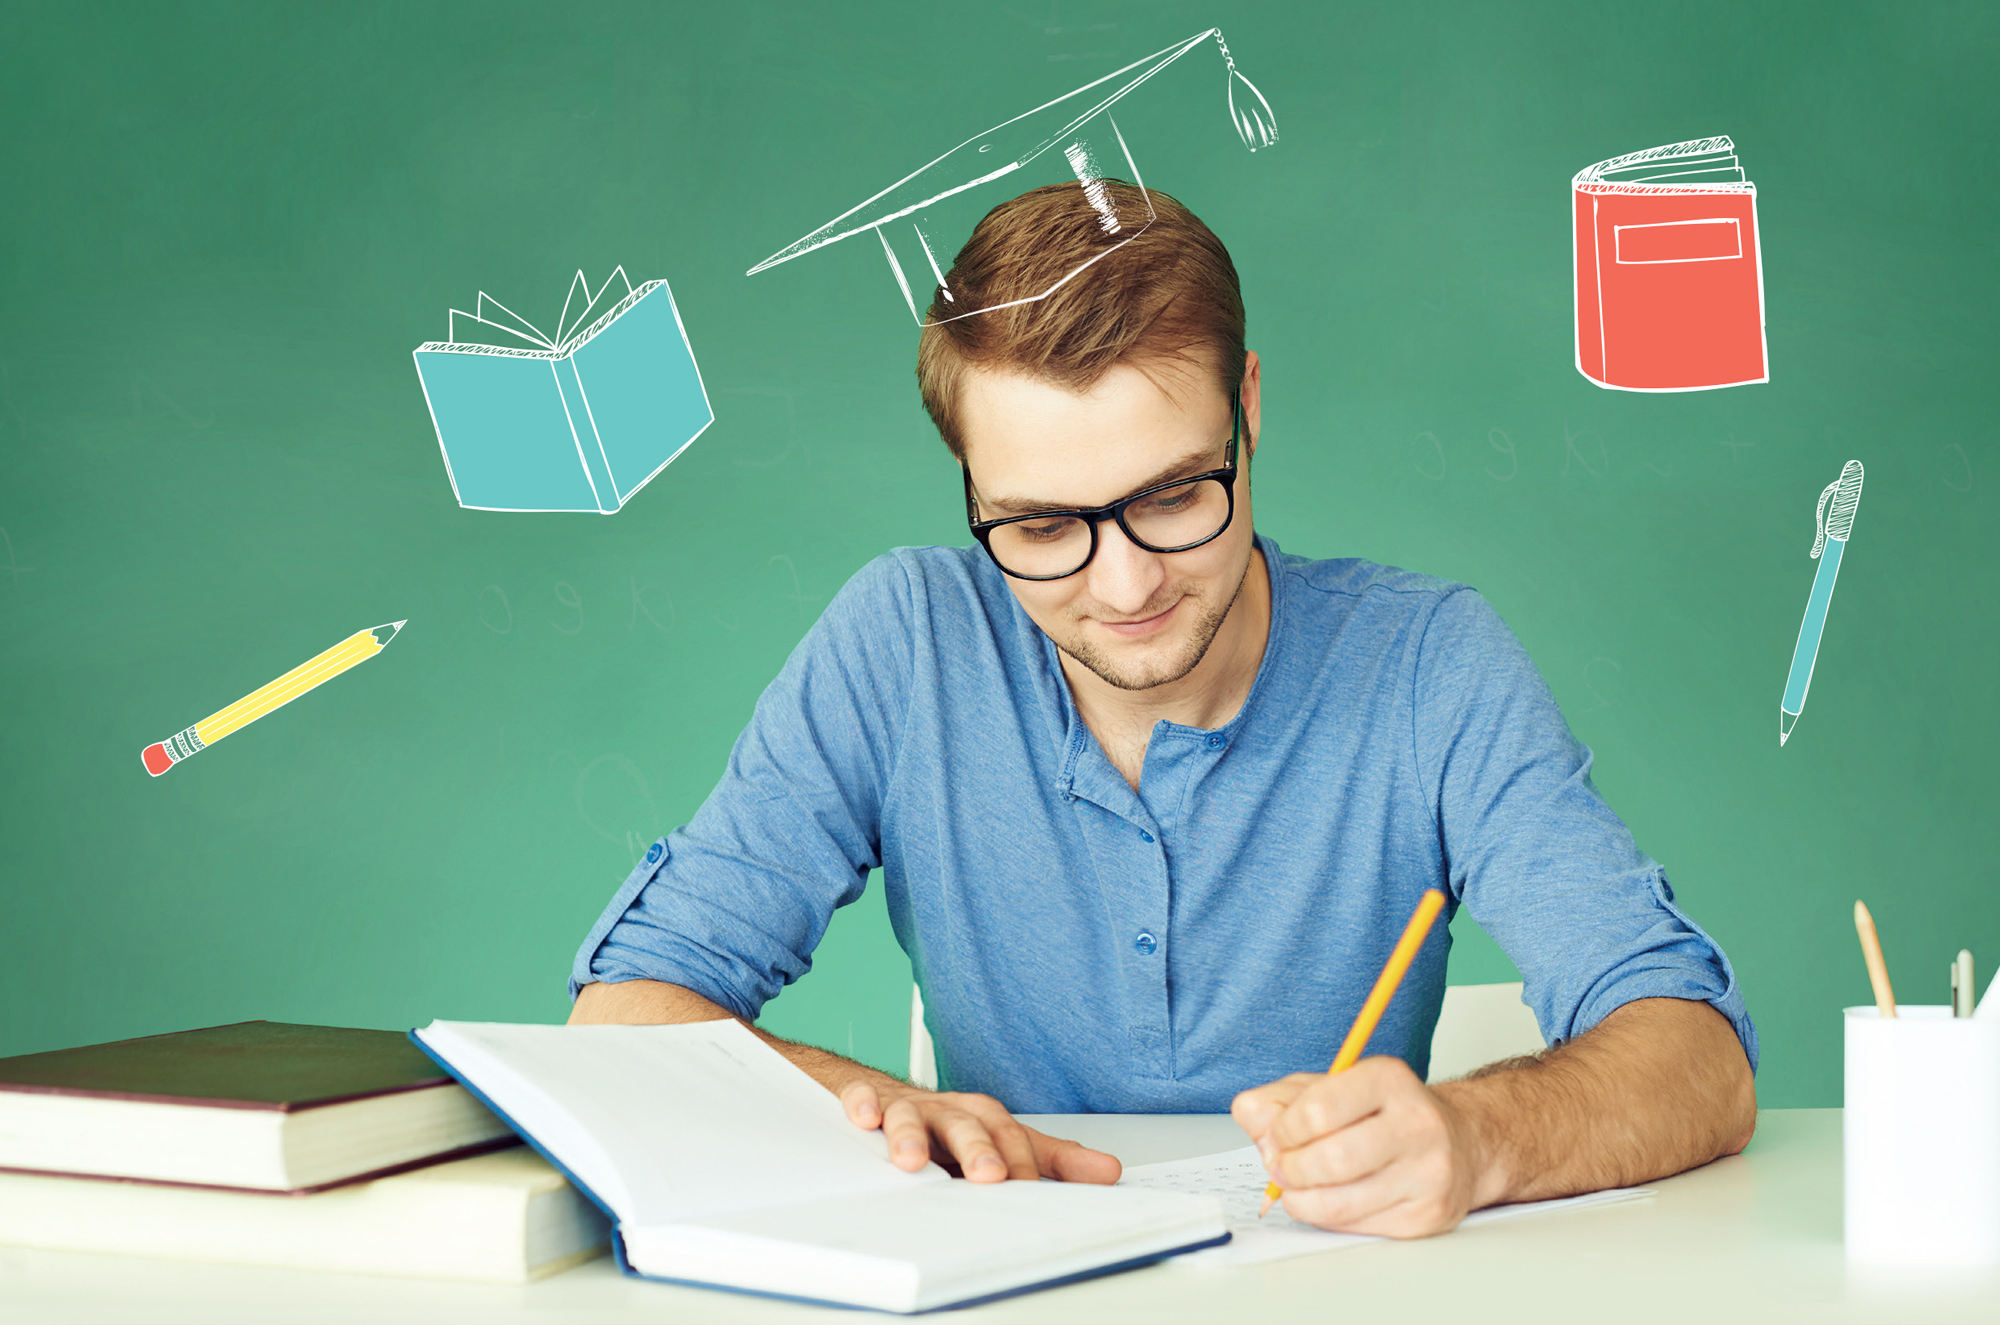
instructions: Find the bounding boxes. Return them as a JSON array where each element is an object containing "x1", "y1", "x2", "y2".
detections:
[{"x1": 572, "y1": 534, "x2": 1756, "y2": 1112}]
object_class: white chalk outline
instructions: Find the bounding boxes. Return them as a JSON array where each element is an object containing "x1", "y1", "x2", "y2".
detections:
[
  {"x1": 1572, "y1": 136, "x2": 1768, "y2": 393},
  {"x1": 746, "y1": 28, "x2": 1277, "y2": 326},
  {"x1": 413, "y1": 267, "x2": 714, "y2": 514},
  {"x1": 1613, "y1": 217, "x2": 1742, "y2": 264}
]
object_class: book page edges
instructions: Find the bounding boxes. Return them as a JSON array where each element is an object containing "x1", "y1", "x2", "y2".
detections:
[
  {"x1": 414, "y1": 281, "x2": 665, "y2": 360},
  {"x1": 407, "y1": 1028, "x2": 626, "y2": 1231}
]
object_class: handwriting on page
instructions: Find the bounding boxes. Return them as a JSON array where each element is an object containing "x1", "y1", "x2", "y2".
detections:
[{"x1": 1120, "y1": 1146, "x2": 1653, "y2": 1269}]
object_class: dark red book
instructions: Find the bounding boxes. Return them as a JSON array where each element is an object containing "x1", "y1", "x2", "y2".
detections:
[
  {"x1": 0, "y1": 1021, "x2": 516, "y2": 1193},
  {"x1": 1573, "y1": 136, "x2": 1768, "y2": 392}
]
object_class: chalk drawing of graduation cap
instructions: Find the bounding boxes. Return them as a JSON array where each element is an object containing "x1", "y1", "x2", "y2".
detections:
[{"x1": 746, "y1": 28, "x2": 1277, "y2": 325}]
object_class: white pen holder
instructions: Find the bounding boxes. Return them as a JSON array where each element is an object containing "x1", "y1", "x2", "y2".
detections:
[{"x1": 1845, "y1": 1006, "x2": 2000, "y2": 1265}]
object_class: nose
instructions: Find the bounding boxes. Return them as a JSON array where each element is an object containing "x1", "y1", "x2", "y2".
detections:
[{"x1": 1085, "y1": 516, "x2": 1167, "y2": 616}]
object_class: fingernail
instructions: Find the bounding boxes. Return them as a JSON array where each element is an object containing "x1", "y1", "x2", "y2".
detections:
[
  {"x1": 1256, "y1": 1139, "x2": 1276, "y2": 1168},
  {"x1": 974, "y1": 1154, "x2": 1004, "y2": 1175},
  {"x1": 896, "y1": 1139, "x2": 923, "y2": 1156}
]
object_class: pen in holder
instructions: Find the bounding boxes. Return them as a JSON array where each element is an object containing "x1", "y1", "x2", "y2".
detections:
[{"x1": 1844, "y1": 1006, "x2": 2000, "y2": 1266}]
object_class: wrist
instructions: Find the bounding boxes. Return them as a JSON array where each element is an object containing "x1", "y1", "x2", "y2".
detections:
[{"x1": 1433, "y1": 1079, "x2": 1515, "y2": 1208}]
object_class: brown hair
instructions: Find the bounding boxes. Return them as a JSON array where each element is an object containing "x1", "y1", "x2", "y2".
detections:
[{"x1": 916, "y1": 181, "x2": 1245, "y2": 460}]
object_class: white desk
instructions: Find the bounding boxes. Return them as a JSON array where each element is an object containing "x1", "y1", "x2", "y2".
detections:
[{"x1": 4, "y1": 1109, "x2": 1994, "y2": 1323}]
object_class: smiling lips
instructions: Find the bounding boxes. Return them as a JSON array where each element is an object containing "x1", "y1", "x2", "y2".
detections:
[{"x1": 1097, "y1": 599, "x2": 1180, "y2": 639}]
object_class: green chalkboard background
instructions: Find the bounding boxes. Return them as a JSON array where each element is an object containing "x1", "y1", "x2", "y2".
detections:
[{"x1": 2, "y1": 0, "x2": 1994, "y2": 1111}]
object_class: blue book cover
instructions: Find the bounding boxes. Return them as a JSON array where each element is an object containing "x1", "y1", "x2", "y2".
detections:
[{"x1": 413, "y1": 268, "x2": 712, "y2": 513}]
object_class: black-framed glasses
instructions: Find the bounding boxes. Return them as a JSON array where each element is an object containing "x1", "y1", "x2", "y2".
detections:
[{"x1": 964, "y1": 390, "x2": 1242, "y2": 582}]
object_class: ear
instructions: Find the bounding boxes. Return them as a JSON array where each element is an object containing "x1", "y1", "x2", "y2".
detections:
[{"x1": 1241, "y1": 350, "x2": 1262, "y2": 460}]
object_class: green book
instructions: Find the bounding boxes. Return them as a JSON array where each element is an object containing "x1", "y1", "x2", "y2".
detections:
[{"x1": 0, "y1": 1021, "x2": 516, "y2": 1193}]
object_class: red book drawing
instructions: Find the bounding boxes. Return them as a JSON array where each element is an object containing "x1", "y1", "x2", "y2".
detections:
[{"x1": 1573, "y1": 136, "x2": 1767, "y2": 392}]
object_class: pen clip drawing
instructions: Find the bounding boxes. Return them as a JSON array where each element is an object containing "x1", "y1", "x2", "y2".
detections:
[{"x1": 1779, "y1": 459, "x2": 1864, "y2": 746}]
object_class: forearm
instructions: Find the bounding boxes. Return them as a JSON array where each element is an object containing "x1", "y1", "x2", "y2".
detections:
[
  {"x1": 1433, "y1": 996, "x2": 1756, "y2": 1206},
  {"x1": 568, "y1": 978, "x2": 903, "y2": 1098}
]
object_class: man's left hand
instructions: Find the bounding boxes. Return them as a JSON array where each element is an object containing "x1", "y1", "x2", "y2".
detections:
[{"x1": 1230, "y1": 1056, "x2": 1491, "y2": 1238}]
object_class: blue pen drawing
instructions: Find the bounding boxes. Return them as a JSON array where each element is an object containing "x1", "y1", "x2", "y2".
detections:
[
  {"x1": 745, "y1": 28, "x2": 1277, "y2": 325},
  {"x1": 413, "y1": 267, "x2": 712, "y2": 514},
  {"x1": 1779, "y1": 460, "x2": 1864, "y2": 746}
]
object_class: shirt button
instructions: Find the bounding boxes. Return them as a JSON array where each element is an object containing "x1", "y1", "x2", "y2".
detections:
[
  {"x1": 1140, "y1": 830, "x2": 1154, "y2": 843},
  {"x1": 644, "y1": 842, "x2": 663, "y2": 864},
  {"x1": 1205, "y1": 733, "x2": 1225, "y2": 749},
  {"x1": 1133, "y1": 932, "x2": 1158, "y2": 956}
]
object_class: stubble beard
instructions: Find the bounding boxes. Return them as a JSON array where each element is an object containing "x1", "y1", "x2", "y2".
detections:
[{"x1": 1054, "y1": 557, "x2": 1253, "y2": 693}]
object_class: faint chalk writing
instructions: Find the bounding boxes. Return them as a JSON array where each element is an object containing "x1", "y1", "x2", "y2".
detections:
[
  {"x1": 1578, "y1": 657, "x2": 1623, "y2": 714},
  {"x1": 552, "y1": 582, "x2": 583, "y2": 635},
  {"x1": 631, "y1": 573, "x2": 674, "y2": 631},
  {"x1": 1562, "y1": 420, "x2": 1608, "y2": 478},
  {"x1": 720, "y1": 387, "x2": 803, "y2": 470},
  {"x1": 478, "y1": 585, "x2": 512, "y2": 633},
  {"x1": 573, "y1": 752, "x2": 660, "y2": 858},
  {"x1": 1413, "y1": 432, "x2": 1446, "y2": 481},
  {"x1": 769, "y1": 555, "x2": 821, "y2": 621},
  {"x1": 1943, "y1": 443, "x2": 1972, "y2": 492},
  {"x1": 0, "y1": 527, "x2": 34, "y2": 588},
  {"x1": 131, "y1": 375, "x2": 215, "y2": 429},
  {"x1": 1485, "y1": 429, "x2": 1517, "y2": 482},
  {"x1": 1715, "y1": 431, "x2": 1754, "y2": 464}
]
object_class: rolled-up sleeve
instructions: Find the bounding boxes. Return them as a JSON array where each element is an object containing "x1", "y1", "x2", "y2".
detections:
[
  {"x1": 1413, "y1": 589, "x2": 1758, "y2": 1070},
  {"x1": 569, "y1": 554, "x2": 914, "y2": 1018}
]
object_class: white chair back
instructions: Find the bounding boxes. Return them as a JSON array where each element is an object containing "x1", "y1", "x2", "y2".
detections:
[{"x1": 1425, "y1": 981, "x2": 1545, "y2": 1082}]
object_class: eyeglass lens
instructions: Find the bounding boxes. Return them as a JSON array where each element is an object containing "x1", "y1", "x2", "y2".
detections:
[{"x1": 985, "y1": 477, "x2": 1231, "y2": 579}]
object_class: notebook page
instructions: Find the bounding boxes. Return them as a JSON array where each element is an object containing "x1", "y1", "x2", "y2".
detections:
[
  {"x1": 417, "y1": 1021, "x2": 944, "y2": 1227},
  {"x1": 1120, "y1": 1145, "x2": 1651, "y2": 1267}
]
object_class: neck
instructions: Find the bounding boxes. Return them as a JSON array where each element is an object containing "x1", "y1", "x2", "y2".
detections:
[{"x1": 1060, "y1": 544, "x2": 1273, "y2": 745}]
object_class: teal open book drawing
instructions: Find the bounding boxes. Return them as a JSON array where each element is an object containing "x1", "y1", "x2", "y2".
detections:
[{"x1": 413, "y1": 267, "x2": 712, "y2": 513}]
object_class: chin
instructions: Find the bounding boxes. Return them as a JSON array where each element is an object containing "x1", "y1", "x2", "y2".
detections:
[{"x1": 1065, "y1": 629, "x2": 1209, "y2": 693}]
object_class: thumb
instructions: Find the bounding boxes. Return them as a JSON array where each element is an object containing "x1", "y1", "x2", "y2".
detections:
[{"x1": 1031, "y1": 1130, "x2": 1122, "y2": 1184}]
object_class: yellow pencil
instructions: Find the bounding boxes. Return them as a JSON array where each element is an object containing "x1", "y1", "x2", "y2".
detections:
[
  {"x1": 1259, "y1": 888, "x2": 1447, "y2": 1218},
  {"x1": 1853, "y1": 899, "x2": 1897, "y2": 1019},
  {"x1": 141, "y1": 621, "x2": 406, "y2": 777}
]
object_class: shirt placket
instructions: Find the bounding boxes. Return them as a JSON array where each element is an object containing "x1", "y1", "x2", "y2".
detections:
[{"x1": 1066, "y1": 754, "x2": 1174, "y2": 1084}]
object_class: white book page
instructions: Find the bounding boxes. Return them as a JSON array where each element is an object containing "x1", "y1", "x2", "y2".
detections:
[
  {"x1": 1121, "y1": 1146, "x2": 1651, "y2": 1268},
  {"x1": 624, "y1": 1181, "x2": 1225, "y2": 1312},
  {"x1": 416, "y1": 1021, "x2": 944, "y2": 1227}
]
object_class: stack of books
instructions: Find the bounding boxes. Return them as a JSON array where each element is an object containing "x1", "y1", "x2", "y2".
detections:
[{"x1": 0, "y1": 1020, "x2": 609, "y2": 1282}]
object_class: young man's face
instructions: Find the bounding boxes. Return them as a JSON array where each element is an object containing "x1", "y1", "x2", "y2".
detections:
[{"x1": 958, "y1": 354, "x2": 1261, "y2": 693}]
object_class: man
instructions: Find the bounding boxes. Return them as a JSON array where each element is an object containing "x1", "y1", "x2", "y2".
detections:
[{"x1": 570, "y1": 182, "x2": 1757, "y2": 1237}]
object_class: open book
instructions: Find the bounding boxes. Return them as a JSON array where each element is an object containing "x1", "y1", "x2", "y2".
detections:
[
  {"x1": 411, "y1": 1021, "x2": 1225, "y2": 1312},
  {"x1": 411, "y1": 267, "x2": 712, "y2": 514}
]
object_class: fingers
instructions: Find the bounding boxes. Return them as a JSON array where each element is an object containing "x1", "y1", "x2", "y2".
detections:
[
  {"x1": 1279, "y1": 1159, "x2": 1463, "y2": 1239},
  {"x1": 1266, "y1": 1057, "x2": 1414, "y2": 1153},
  {"x1": 839, "y1": 1079, "x2": 883, "y2": 1130},
  {"x1": 1231, "y1": 1073, "x2": 1321, "y2": 1141},
  {"x1": 846, "y1": 1084, "x2": 1109, "y2": 1186},
  {"x1": 1027, "y1": 1129, "x2": 1122, "y2": 1184},
  {"x1": 878, "y1": 1095, "x2": 937, "y2": 1172},
  {"x1": 1267, "y1": 1110, "x2": 1398, "y2": 1191},
  {"x1": 927, "y1": 1100, "x2": 1011, "y2": 1182}
]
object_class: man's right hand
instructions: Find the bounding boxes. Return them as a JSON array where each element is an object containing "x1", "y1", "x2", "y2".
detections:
[{"x1": 838, "y1": 1078, "x2": 1121, "y2": 1184}]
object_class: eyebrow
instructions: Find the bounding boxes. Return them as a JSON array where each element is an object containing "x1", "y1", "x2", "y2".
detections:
[{"x1": 977, "y1": 446, "x2": 1221, "y2": 516}]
